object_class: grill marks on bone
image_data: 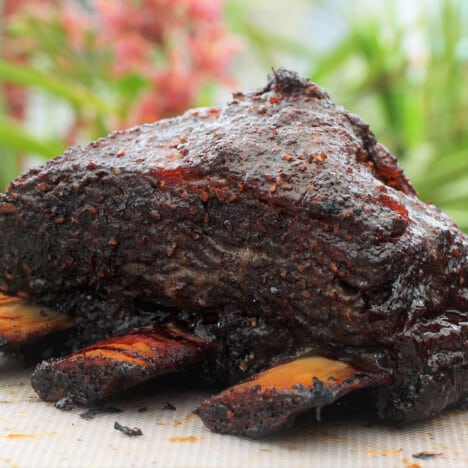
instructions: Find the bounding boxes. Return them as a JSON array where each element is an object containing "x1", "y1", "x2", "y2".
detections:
[{"x1": 31, "y1": 325, "x2": 211, "y2": 405}]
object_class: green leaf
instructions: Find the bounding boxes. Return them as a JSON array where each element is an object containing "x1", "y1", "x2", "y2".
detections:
[
  {"x1": 0, "y1": 60, "x2": 112, "y2": 114},
  {"x1": 194, "y1": 81, "x2": 217, "y2": 108},
  {"x1": 308, "y1": 37, "x2": 357, "y2": 83},
  {"x1": 431, "y1": 175, "x2": 468, "y2": 204},
  {"x1": 0, "y1": 152, "x2": 20, "y2": 192},
  {"x1": 0, "y1": 118, "x2": 64, "y2": 157},
  {"x1": 442, "y1": 207, "x2": 468, "y2": 233},
  {"x1": 115, "y1": 74, "x2": 150, "y2": 100}
]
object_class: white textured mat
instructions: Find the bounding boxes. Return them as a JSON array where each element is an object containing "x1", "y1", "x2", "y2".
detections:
[{"x1": 0, "y1": 355, "x2": 466, "y2": 468}]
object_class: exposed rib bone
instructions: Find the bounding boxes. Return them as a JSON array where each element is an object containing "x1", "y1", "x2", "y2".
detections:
[
  {"x1": 0, "y1": 293, "x2": 74, "y2": 351},
  {"x1": 31, "y1": 324, "x2": 211, "y2": 405},
  {"x1": 195, "y1": 356, "x2": 390, "y2": 437}
]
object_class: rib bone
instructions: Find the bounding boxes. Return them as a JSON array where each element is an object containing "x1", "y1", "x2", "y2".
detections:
[
  {"x1": 196, "y1": 356, "x2": 390, "y2": 437},
  {"x1": 31, "y1": 324, "x2": 211, "y2": 405},
  {"x1": 0, "y1": 293, "x2": 74, "y2": 351}
]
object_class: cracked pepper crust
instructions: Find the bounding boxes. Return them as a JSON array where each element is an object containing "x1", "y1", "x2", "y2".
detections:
[{"x1": 0, "y1": 69, "x2": 467, "y2": 423}]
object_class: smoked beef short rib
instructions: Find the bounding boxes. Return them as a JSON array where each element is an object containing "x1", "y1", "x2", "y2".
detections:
[{"x1": 0, "y1": 69, "x2": 466, "y2": 437}]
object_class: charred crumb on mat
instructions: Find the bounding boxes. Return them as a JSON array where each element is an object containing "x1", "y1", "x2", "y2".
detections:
[
  {"x1": 412, "y1": 452, "x2": 443, "y2": 460},
  {"x1": 80, "y1": 406, "x2": 123, "y2": 420},
  {"x1": 114, "y1": 421, "x2": 143, "y2": 437},
  {"x1": 137, "y1": 407, "x2": 147, "y2": 413},
  {"x1": 55, "y1": 397, "x2": 75, "y2": 411},
  {"x1": 0, "y1": 335, "x2": 8, "y2": 350},
  {"x1": 163, "y1": 402, "x2": 176, "y2": 411}
]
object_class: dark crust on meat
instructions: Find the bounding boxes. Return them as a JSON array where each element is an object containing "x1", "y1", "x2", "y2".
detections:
[
  {"x1": 375, "y1": 365, "x2": 468, "y2": 422},
  {"x1": 0, "y1": 69, "x2": 467, "y2": 422}
]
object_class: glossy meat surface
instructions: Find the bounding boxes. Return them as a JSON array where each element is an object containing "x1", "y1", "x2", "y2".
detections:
[{"x1": 0, "y1": 69, "x2": 466, "y2": 423}]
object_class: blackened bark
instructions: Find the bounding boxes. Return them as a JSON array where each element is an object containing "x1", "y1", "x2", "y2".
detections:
[{"x1": 0, "y1": 69, "x2": 466, "y2": 422}]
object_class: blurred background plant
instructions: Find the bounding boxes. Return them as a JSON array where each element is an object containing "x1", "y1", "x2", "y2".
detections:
[{"x1": 1, "y1": 0, "x2": 467, "y2": 231}]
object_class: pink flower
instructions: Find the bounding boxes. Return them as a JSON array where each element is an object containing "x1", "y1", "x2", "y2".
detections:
[
  {"x1": 5, "y1": 0, "x2": 240, "y2": 135},
  {"x1": 112, "y1": 33, "x2": 152, "y2": 75},
  {"x1": 188, "y1": 25, "x2": 242, "y2": 80},
  {"x1": 96, "y1": 0, "x2": 168, "y2": 42},
  {"x1": 186, "y1": 0, "x2": 222, "y2": 22},
  {"x1": 130, "y1": 52, "x2": 196, "y2": 124},
  {"x1": 3, "y1": 0, "x2": 60, "y2": 119},
  {"x1": 59, "y1": 7, "x2": 95, "y2": 51},
  {"x1": 3, "y1": 84, "x2": 27, "y2": 120},
  {"x1": 93, "y1": 0, "x2": 240, "y2": 125}
]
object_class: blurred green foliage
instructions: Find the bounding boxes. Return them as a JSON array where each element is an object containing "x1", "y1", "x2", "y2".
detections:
[{"x1": 1, "y1": 0, "x2": 468, "y2": 231}]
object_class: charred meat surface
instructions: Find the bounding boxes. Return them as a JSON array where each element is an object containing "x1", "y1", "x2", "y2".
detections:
[{"x1": 0, "y1": 69, "x2": 467, "y2": 436}]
